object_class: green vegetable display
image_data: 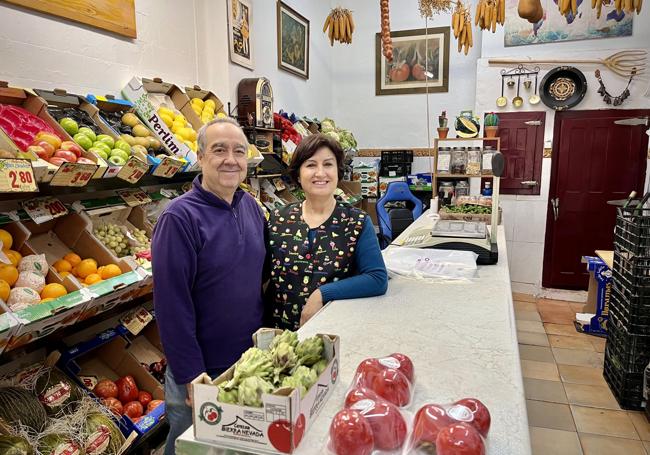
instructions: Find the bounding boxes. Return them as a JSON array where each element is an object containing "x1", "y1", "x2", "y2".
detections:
[
  {"x1": 238, "y1": 377, "x2": 274, "y2": 407},
  {"x1": 443, "y1": 204, "x2": 491, "y2": 214},
  {"x1": 295, "y1": 336, "x2": 324, "y2": 366},
  {"x1": 224, "y1": 347, "x2": 273, "y2": 389},
  {"x1": 217, "y1": 386, "x2": 238, "y2": 405}
]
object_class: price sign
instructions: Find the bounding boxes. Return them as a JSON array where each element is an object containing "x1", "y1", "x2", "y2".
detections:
[
  {"x1": 152, "y1": 156, "x2": 183, "y2": 178},
  {"x1": 50, "y1": 162, "x2": 97, "y2": 187},
  {"x1": 120, "y1": 307, "x2": 153, "y2": 335},
  {"x1": 23, "y1": 196, "x2": 68, "y2": 224},
  {"x1": 116, "y1": 157, "x2": 150, "y2": 184},
  {"x1": 0, "y1": 159, "x2": 38, "y2": 193},
  {"x1": 117, "y1": 188, "x2": 152, "y2": 207}
]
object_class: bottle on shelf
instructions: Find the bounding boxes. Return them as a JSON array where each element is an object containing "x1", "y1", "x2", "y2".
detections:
[{"x1": 482, "y1": 181, "x2": 493, "y2": 197}]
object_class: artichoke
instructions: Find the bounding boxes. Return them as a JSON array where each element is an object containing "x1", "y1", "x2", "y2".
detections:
[
  {"x1": 217, "y1": 386, "x2": 238, "y2": 404},
  {"x1": 269, "y1": 330, "x2": 298, "y2": 350},
  {"x1": 320, "y1": 119, "x2": 336, "y2": 133},
  {"x1": 312, "y1": 358, "x2": 328, "y2": 376},
  {"x1": 292, "y1": 365, "x2": 318, "y2": 390},
  {"x1": 225, "y1": 347, "x2": 273, "y2": 389},
  {"x1": 296, "y1": 336, "x2": 324, "y2": 366},
  {"x1": 280, "y1": 375, "x2": 307, "y2": 398},
  {"x1": 238, "y1": 376, "x2": 274, "y2": 407},
  {"x1": 271, "y1": 341, "x2": 298, "y2": 383}
]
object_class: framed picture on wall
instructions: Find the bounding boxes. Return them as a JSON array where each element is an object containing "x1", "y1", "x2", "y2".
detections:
[
  {"x1": 375, "y1": 27, "x2": 450, "y2": 96},
  {"x1": 228, "y1": 0, "x2": 254, "y2": 69},
  {"x1": 277, "y1": 1, "x2": 310, "y2": 80}
]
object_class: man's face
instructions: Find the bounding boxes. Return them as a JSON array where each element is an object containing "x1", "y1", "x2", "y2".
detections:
[{"x1": 198, "y1": 123, "x2": 248, "y2": 197}]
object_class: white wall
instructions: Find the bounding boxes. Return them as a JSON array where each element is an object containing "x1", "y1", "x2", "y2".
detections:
[{"x1": 331, "y1": 0, "x2": 481, "y2": 148}]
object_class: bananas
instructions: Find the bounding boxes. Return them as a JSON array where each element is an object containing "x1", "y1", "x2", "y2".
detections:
[
  {"x1": 475, "y1": 0, "x2": 504, "y2": 32},
  {"x1": 451, "y1": 1, "x2": 473, "y2": 55},
  {"x1": 323, "y1": 7, "x2": 355, "y2": 45}
]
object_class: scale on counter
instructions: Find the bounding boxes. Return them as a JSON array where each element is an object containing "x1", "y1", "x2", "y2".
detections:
[{"x1": 400, "y1": 152, "x2": 505, "y2": 265}]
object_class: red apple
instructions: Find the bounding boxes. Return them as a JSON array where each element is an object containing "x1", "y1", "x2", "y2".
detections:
[
  {"x1": 60, "y1": 141, "x2": 83, "y2": 157},
  {"x1": 49, "y1": 157, "x2": 70, "y2": 166},
  {"x1": 54, "y1": 150, "x2": 78, "y2": 163},
  {"x1": 34, "y1": 141, "x2": 55, "y2": 158},
  {"x1": 76, "y1": 157, "x2": 95, "y2": 165},
  {"x1": 27, "y1": 145, "x2": 48, "y2": 160}
]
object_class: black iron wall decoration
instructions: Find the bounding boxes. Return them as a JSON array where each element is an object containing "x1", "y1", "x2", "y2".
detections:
[{"x1": 595, "y1": 69, "x2": 635, "y2": 106}]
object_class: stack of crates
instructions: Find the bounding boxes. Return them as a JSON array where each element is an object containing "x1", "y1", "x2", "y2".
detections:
[{"x1": 604, "y1": 203, "x2": 650, "y2": 410}]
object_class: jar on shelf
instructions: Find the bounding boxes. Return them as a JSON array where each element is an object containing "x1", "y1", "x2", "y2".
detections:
[
  {"x1": 455, "y1": 180, "x2": 470, "y2": 198},
  {"x1": 467, "y1": 147, "x2": 482, "y2": 175},
  {"x1": 439, "y1": 181, "x2": 455, "y2": 206},
  {"x1": 482, "y1": 145, "x2": 495, "y2": 176},
  {"x1": 437, "y1": 147, "x2": 452, "y2": 174},
  {"x1": 450, "y1": 147, "x2": 468, "y2": 174}
]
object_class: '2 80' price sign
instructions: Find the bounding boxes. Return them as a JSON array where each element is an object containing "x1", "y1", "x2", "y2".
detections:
[
  {"x1": 23, "y1": 197, "x2": 69, "y2": 224},
  {"x1": 0, "y1": 159, "x2": 38, "y2": 193}
]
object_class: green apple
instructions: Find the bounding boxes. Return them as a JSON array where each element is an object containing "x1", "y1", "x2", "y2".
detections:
[
  {"x1": 92, "y1": 141, "x2": 111, "y2": 155},
  {"x1": 108, "y1": 155, "x2": 126, "y2": 166},
  {"x1": 114, "y1": 139, "x2": 131, "y2": 154},
  {"x1": 110, "y1": 149, "x2": 129, "y2": 161},
  {"x1": 89, "y1": 147, "x2": 108, "y2": 160},
  {"x1": 78, "y1": 127, "x2": 96, "y2": 142},
  {"x1": 96, "y1": 134, "x2": 115, "y2": 149},
  {"x1": 73, "y1": 133, "x2": 93, "y2": 150},
  {"x1": 59, "y1": 117, "x2": 79, "y2": 135}
]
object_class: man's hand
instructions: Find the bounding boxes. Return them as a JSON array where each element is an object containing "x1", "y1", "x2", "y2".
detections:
[
  {"x1": 300, "y1": 289, "x2": 324, "y2": 327},
  {"x1": 186, "y1": 383, "x2": 193, "y2": 407}
]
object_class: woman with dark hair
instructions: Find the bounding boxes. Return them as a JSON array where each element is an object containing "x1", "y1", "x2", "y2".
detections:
[{"x1": 266, "y1": 134, "x2": 388, "y2": 330}]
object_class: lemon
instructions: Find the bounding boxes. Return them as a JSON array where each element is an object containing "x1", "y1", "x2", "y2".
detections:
[
  {"x1": 172, "y1": 123, "x2": 185, "y2": 134},
  {"x1": 191, "y1": 98, "x2": 204, "y2": 109},
  {"x1": 191, "y1": 105, "x2": 202, "y2": 116},
  {"x1": 158, "y1": 107, "x2": 175, "y2": 118},
  {"x1": 217, "y1": 112, "x2": 227, "y2": 119},
  {"x1": 183, "y1": 140, "x2": 194, "y2": 150},
  {"x1": 160, "y1": 113, "x2": 174, "y2": 128},
  {"x1": 204, "y1": 99, "x2": 216, "y2": 110},
  {"x1": 174, "y1": 113, "x2": 186, "y2": 123},
  {"x1": 174, "y1": 133, "x2": 185, "y2": 143}
]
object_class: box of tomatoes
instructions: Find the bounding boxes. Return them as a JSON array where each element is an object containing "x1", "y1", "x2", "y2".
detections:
[{"x1": 191, "y1": 328, "x2": 340, "y2": 454}]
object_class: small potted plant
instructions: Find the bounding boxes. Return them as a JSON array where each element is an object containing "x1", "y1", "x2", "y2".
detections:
[
  {"x1": 438, "y1": 111, "x2": 449, "y2": 139},
  {"x1": 484, "y1": 112, "x2": 500, "y2": 138}
]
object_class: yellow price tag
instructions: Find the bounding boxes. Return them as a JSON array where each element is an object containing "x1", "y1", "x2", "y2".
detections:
[
  {"x1": 50, "y1": 162, "x2": 97, "y2": 187},
  {"x1": 117, "y1": 188, "x2": 152, "y2": 207},
  {"x1": 116, "y1": 157, "x2": 150, "y2": 184},
  {"x1": 0, "y1": 159, "x2": 38, "y2": 193},
  {"x1": 152, "y1": 156, "x2": 183, "y2": 178}
]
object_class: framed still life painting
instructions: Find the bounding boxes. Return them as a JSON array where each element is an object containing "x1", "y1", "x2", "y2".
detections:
[{"x1": 277, "y1": 1, "x2": 310, "y2": 79}]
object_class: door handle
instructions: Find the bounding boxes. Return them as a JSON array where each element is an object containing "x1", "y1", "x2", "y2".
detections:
[
  {"x1": 521, "y1": 180, "x2": 539, "y2": 186},
  {"x1": 551, "y1": 198, "x2": 559, "y2": 221},
  {"x1": 525, "y1": 120, "x2": 542, "y2": 126},
  {"x1": 614, "y1": 117, "x2": 648, "y2": 126}
]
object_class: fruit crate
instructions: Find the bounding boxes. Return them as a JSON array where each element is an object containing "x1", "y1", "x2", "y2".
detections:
[
  {"x1": 614, "y1": 206, "x2": 650, "y2": 258},
  {"x1": 609, "y1": 280, "x2": 650, "y2": 335},
  {"x1": 604, "y1": 348, "x2": 646, "y2": 410},
  {"x1": 605, "y1": 311, "x2": 650, "y2": 373}
]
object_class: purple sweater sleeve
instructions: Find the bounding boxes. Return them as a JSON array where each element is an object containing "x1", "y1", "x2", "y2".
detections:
[{"x1": 152, "y1": 213, "x2": 205, "y2": 384}]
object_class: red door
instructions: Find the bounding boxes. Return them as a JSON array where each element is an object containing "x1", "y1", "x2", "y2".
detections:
[
  {"x1": 543, "y1": 109, "x2": 649, "y2": 290},
  {"x1": 497, "y1": 112, "x2": 545, "y2": 195}
]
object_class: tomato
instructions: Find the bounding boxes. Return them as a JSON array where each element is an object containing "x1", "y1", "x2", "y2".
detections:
[
  {"x1": 453, "y1": 398, "x2": 491, "y2": 437},
  {"x1": 369, "y1": 367, "x2": 411, "y2": 407},
  {"x1": 101, "y1": 397, "x2": 123, "y2": 416},
  {"x1": 146, "y1": 400, "x2": 164, "y2": 414},
  {"x1": 436, "y1": 423, "x2": 486, "y2": 455},
  {"x1": 344, "y1": 387, "x2": 380, "y2": 408},
  {"x1": 138, "y1": 390, "x2": 153, "y2": 407},
  {"x1": 93, "y1": 379, "x2": 118, "y2": 399},
  {"x1": 354, "y1": 358, "x2": 383, "y2": 388},
  {"x1": 123, "y1": 401, "x2": 144, "y2": 419},
  {"x1": 329, "y1": 409, "x2": 374, "y2": 455},
  {"x1": 115, "y1": 375, "x2": 139, "y2": 404},
  {"x1": 410, "y1": 404, "x2": 454, "y2": 448},
  {"x1": 387, "y1": 352, "x2": 414, "y2": 383},
  {"x1": 268, "y1": 420, "x2": 292, "y2": 453},
  {"x1": 350, "y1": 399, "x2": 407, "y2": 451}
]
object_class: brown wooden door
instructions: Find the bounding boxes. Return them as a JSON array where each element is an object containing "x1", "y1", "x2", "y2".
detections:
[
  {"x1": 543, "y1": 109, "x2": 649, "y2": 290},
  {"x1": 497, "y1": 112, "x2": 545, "y2": 195}
]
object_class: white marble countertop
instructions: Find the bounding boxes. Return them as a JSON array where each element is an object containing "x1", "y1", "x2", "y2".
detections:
[{"x1": 177, "y1": 212, "x2": 531, "y2": 455}]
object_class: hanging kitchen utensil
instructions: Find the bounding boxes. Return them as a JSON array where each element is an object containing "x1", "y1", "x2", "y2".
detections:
[
  {"x1": 540, "y1": 66, "x2": 587, "y2": 110},
  {"x1": 513, "y1": 75, "x2": 524, "y2": 107},
  {"x1": 529, "y1": 72, "x2": 541, "y2": 104},
  {"x1": 507, "y1": 77, "x2": 515, "y2": 88},
  {"x1": 488, "y1": 49, "x2": 646, "y2": 79},
  {"x1": 497, "y1": 76, "x2": 507, "y2": 107},
  {"x1": 595, "y1": 68, "x2": 635, "y2": 106},
  {"x1": 524, "y1": 75, "x2": 532, "y2": 89}
]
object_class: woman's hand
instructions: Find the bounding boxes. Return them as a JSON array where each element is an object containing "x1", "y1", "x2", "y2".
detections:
[{"x1": 300, "y1": 289, "x2": 324, "y2": 327}]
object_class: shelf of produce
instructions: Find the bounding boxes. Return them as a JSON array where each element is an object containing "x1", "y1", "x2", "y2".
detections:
[{"x1": 177, "y1": 216, "x2": 530, "y2": 454}]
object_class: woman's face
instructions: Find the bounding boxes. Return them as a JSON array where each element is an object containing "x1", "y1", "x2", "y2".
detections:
[{"x1": 299, "y1": 147, "x2": 339, "y2": 199}]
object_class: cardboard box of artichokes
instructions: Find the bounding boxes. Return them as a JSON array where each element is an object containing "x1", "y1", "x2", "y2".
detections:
[{"x1": 192, "y1": 328, "x2": 340, "y2": 453}]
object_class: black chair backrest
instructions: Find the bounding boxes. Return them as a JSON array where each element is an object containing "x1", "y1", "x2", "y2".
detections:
[{"x1": 388, "y1": 208, "x2": 415, "y2": 241}]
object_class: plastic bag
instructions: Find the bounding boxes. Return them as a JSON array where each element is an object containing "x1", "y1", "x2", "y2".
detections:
[
  {"x1": 382, "y1": 247, "x2": 479, "y2": 281},
  {"x1": 350, "y1": 354, "x2": 415, "y2": 408},
  {"x1": 17, "y1": 254, "x2": 48, "y2": 275}
]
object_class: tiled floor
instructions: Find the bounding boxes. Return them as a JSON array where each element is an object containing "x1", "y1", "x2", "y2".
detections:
[{"x1": 515, "y1": 294, "x2": 650, "y2": 454}]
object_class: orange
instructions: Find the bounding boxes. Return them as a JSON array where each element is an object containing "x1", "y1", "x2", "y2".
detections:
[
  {"x1": 53, "y1": 259, "x2": 72, "y2": 273},
  {"x1": 0, "y1": 279, "x2": 9, "y2": 302},
  {"x1": 63, "y1": 253, "x2": 81, "y2": 267},
  {"x1": 40, "y1": 283, "x2": 67, "y2": 300},
  {"x1": 0, "y1": 264, "x2": 18, "y2": 287},
  {"x1": 3, "y1": 249, "x2": 22, "y2": 267},
  {"x1": 40, "y1": 297, "x2": 55, "y2": 304},
  {"x1": 84, "y1": 274, "x2": 102, "y2": 285},
  {"x1": 99, "y1": 264, "x2": 122, "y2": 280},
  {"x1": 0, "y1": 229, "x2": 12, "y2": 250},
  {"x1": 75, "y1": 259, "x2": 97, "y2": 279}
]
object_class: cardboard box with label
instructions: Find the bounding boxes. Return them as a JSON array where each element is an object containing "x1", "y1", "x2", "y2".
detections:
[
  {"x1": 0, "y1": 305, "x2": 19, "y2": 356},
  {"x1": 352, "y1": 161, "x2": 379, "y2": 198},
  {"x1": 184, "y1": 85, "x2": 226, "y2": 117},
  {"x1": 192, "y1": 328, "x2": 340, "y2": 454},
  {"x1": 577, "y1": 255, "x2": 611, "y2": 336},
  {"x1": 378, "y1": 176, "x2": 407, "y2": 197},
  {"x1": 59, "y1": 326, "x2": 166, "y2": 438},
  {"x1": 122, "y1": 77, "x2": 198, "y2": 170}
]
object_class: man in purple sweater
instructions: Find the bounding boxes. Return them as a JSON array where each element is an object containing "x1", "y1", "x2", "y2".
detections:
[{"x1": 152, "y1": 118, "x2": 266, "y2": 455}]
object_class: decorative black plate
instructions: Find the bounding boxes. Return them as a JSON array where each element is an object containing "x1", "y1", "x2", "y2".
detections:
[{"x1": 540, "y1": 66, "x2": 587, "y2": 111}]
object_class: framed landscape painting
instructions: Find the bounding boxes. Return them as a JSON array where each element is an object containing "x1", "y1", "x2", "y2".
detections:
[{"x1": 277, "y1": 1, "x2": 310, "y2": 79}]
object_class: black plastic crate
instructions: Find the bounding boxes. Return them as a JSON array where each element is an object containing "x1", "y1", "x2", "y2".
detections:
[
  {"x1": 609, "y1": 282, "x2": 650, "y2": 335},
  {"x1": 381, "y1": 150, "x2": 413, "y2": 164},
  {"x1": 380, "y1": 163, "x2": 411, "y2": 177},
  {"x1": 604, "y1": 349, "x2": 646, "y2": 410},
  {"x1": 614, "y1": 206, "x2": 650, "y2": 257},
  {"x1": 605, "y1": 313, "x2": 650, "y2": 372},
  {"x1": 612, "y1": 251, "x2": 650, "y2": 290}
]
